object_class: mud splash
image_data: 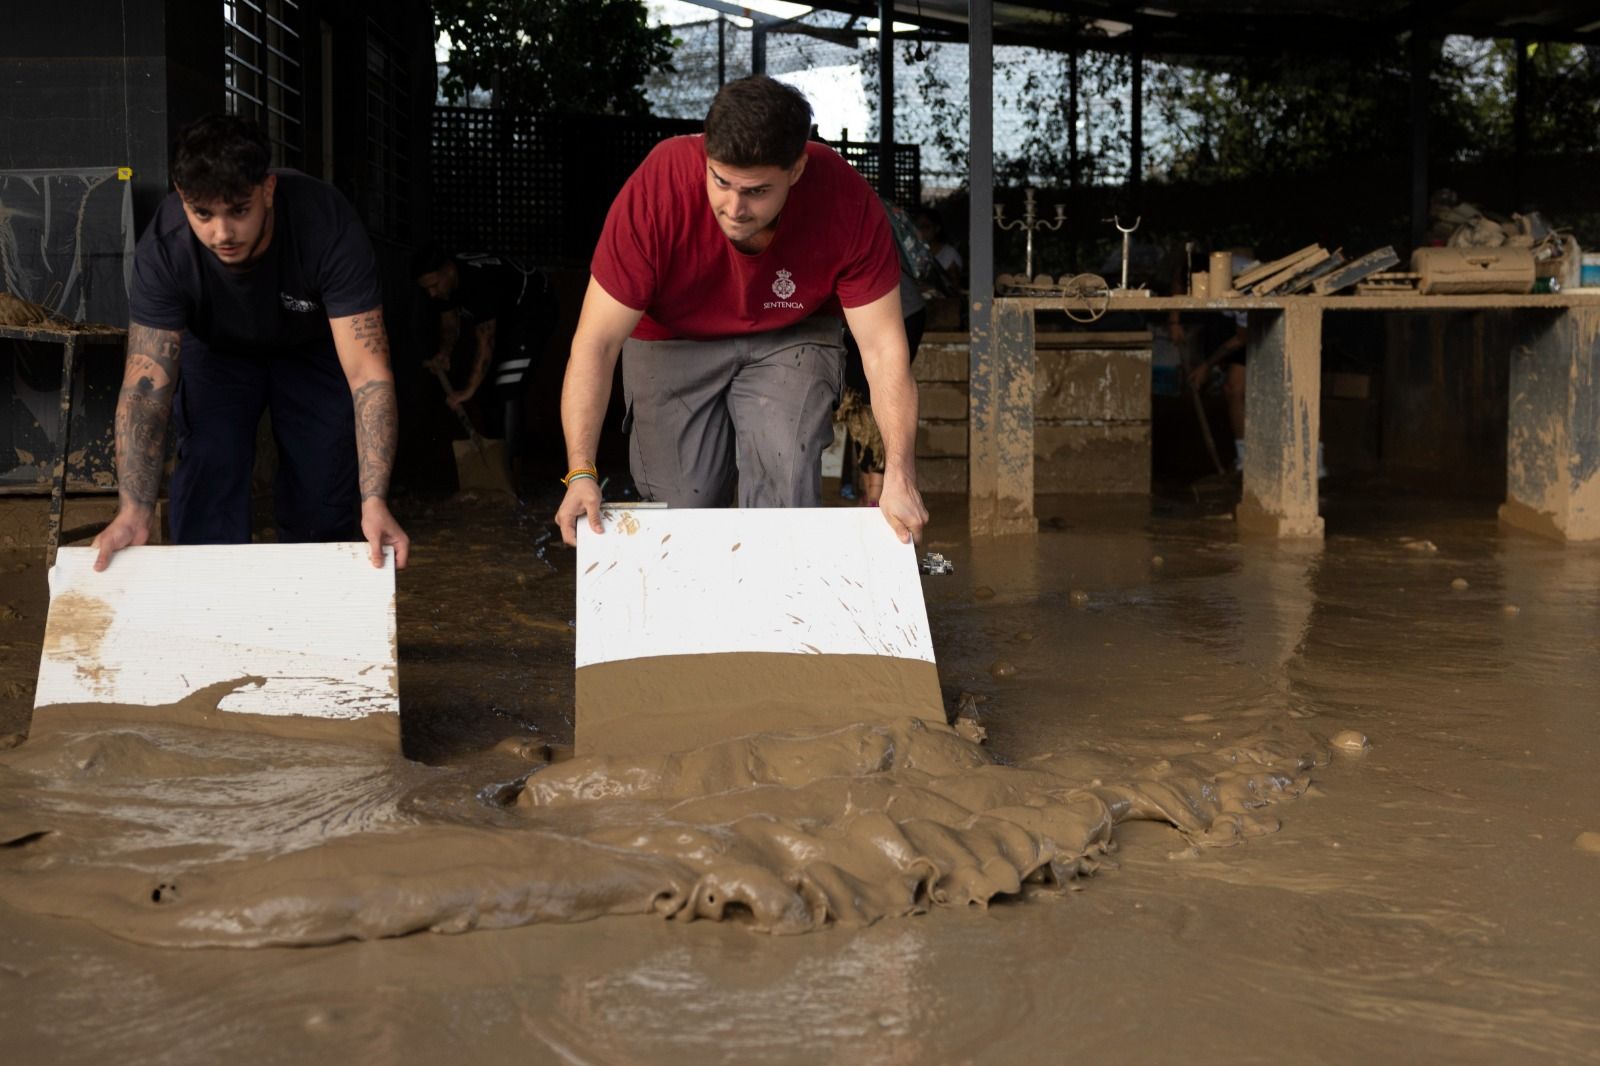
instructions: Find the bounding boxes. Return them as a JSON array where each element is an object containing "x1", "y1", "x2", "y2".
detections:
[{"x1": 0, "y1": 688, "x2": 1320, "y2": 948}]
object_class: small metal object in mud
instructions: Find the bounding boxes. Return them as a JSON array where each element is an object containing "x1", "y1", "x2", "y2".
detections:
[{"x1": 919, "y1": 552, "x2": 955, "y2": 576}]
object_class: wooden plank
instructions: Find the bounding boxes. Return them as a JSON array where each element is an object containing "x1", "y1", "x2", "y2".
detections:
[
  {"x1": 1282, "y1": 251, "x2": 1347, "y2": 295},
  {"x1": 573, "y1": 508, "x2": 943, "y2": 756},
  {"x1": 1249, "y1": 247, "x2": 1330, "y2": 295},
  {"x1": 1233, "y1": 243, "x2": 1323, "y2": 290},
  {"x1": 34, "y1": 544, "x2": 399, "y2": 721},
  {"x1": 1311, "y1": 246, "x2": 1401, "y2": 295}
]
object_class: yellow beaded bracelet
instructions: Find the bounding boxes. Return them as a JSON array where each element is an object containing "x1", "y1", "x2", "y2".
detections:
[{"x1": 561, "y1": 467, "x2": 598, "y2": 487}]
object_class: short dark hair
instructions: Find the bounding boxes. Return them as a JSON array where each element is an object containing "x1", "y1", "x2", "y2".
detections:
[
  {"x1": 172, "y1": 114, "x2": 271, "y2": 203},
  {"x1": 703, "y1": 75, "x2": 813, "y2": 169},
  {"x1": 410, "y1": 244, "x2": 451, "y2": 280}
]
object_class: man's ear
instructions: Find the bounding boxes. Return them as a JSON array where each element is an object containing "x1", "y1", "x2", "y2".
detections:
[
  {"x1": 788, "y1": 152, "x2": 809, "y2": 186},
  {"x1": 261, "y1": 173, "x2": 278, "y2": 208}
]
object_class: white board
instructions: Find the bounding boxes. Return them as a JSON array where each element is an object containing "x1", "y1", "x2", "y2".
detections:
[
  {"x1": 35, "y1": 544, "x2": 398, "y2": 720},
  {"x1": 576, "y1": 507, "x2": 935, "y2": 668}
]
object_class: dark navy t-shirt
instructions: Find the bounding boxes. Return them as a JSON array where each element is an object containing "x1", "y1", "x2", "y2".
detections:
[
  {"x1": 128, "y1": 170, "x2": 383, "y2": 357},
  {"x1": 447, "y1": 253, "x2": 537, "y2": 331}
]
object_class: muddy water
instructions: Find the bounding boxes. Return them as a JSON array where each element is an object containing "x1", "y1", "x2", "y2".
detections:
[{"x1": 1, "y1": 492, "x2": 1598, "y2": 1063}]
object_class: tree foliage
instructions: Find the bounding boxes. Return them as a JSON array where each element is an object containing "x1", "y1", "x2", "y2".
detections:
[{"x1": 436, "y1": 0, "x2": 677, "y2": 115}]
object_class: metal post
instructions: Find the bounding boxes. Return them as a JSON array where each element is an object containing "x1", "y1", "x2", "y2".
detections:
[
  {"x1": 1513, "y1": 36, "x2": 1529, "y2": 207},
  {"x1": 878, "y1": 0, "x2": 895, "y2": 199},
  {"x1": 1129, "y1": 30, "x2": 1144, "y2": 203},
  {"x1": 1408, "y1": 26, "x2": 1430, "y2": 251},
  {"x1": 752, "y1": 24, "x2": 767, "y2": 76},
  {"x1": 1067, "y1": 29, "x2": 1079, "y2": 191},
  {"x1": 717, "y1": 15, "x2": 726, "y2": 86},
  {"x1": 46, "y1": 335, "x2": 79, "y2": 568}
]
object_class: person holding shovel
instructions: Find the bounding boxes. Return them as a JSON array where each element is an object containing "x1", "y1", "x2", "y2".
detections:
[
  {"x1": 554, "y1": 75, "x2": 927, "y2": 547},
  {"x1": 412, "y1": 247, "x2": 558, "y2": 480},
  {"x1": 91, "y1": 114, "x2": 408, "y2": 570}
]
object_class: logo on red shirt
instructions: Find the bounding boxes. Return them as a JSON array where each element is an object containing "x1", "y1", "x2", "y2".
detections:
[{"x1": 771, "y1": 269, "x2": 797, "y2": 300}]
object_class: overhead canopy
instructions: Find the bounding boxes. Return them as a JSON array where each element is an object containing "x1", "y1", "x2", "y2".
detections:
[{"x1": 796, "y1": 1, "x2": 1600, "y2": 52}]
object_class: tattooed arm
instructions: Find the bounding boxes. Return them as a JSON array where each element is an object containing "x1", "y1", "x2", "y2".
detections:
[
  {"x1": 91, "y1": 323, "x2": 181, "y2": 571},
  {"x1": 329, "y1": 307, "x2": 410, "y2": 570},
  {"x1": 425, "y1": 307, "x2": 460, "y2": 372},
  {"x1": 446, "y1": 317, "x2": 496, "y2": 409}
]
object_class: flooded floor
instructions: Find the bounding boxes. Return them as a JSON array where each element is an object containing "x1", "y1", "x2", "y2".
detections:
[{"x1": 0, "y1": 488, "x2": 1597, "y2": 1064}]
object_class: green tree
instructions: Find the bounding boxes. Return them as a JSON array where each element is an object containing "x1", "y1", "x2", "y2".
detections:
[{"x1": 436, "y1": 0, "x2": 677, "y2": 115}]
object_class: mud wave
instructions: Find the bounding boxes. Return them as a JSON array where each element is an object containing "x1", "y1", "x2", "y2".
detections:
[{"x1": 0, "y1": 707, "x2": 1322, "y2": 948}]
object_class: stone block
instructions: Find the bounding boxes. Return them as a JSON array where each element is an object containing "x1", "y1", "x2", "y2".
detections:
[
  {"x1": 916, "y1": 421, "x2": 969, "y2": 458},
  {"x1": 1035, "y1": 348, "x2": 1151, "y2": 421},
  {"x1": 914, "y1": 342, "x2": 969, "y2": 383},
  {"x1": 1034, "y1": 423, "x2": 1150, "y2": 493},
  {"x1": 917, "y1": 382, "x2": 968, "y2": 420},
  {"x1": 915, "y1": 457, "x2": 968, "y2": 494}
]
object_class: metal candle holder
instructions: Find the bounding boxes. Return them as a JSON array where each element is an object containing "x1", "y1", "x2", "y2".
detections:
[{"x1": 994, "y1": 188, "x2": 1066, "y2": 279}]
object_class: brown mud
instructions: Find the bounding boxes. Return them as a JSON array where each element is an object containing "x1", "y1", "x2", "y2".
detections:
[{"x1": 1, "y1": 491, "x2": 1598, "y2": 1063}]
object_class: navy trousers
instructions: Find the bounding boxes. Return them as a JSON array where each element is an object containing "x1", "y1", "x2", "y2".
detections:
[{"x1": 168, "y1": 336, "x2": 359, "y2": 544}]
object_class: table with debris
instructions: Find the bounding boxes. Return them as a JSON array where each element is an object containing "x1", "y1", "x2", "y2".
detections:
[{"x1": 972, "y1": 290, "x2": 1600, "y2": 541}]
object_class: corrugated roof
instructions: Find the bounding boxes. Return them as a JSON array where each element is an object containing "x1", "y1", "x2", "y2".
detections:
[{"x1": 795, "y1": 1, "x2": 1600, "y2": 53}]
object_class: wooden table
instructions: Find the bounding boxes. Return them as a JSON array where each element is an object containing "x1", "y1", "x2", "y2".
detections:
[
  {"x1": 972, "y1": 292, "x2": 1600, "y2": 541},
  {"x1": 0, "y1": 322, "x2": 127, "y2": 563}
]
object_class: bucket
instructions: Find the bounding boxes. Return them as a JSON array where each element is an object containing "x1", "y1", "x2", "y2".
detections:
[{"x1": 1581, "y1": 253, "x2": 1600, "y2": 288}]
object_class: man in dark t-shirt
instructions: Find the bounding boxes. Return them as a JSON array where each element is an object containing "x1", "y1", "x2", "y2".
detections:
[
  {"x1": 91, "y1": 114, "x2": 408, "y2": 570},
  {"x1": 412, "y1": 248, "x2": 558, "y2": 461}
]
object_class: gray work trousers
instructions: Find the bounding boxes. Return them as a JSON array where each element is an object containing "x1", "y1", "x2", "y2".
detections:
[{"x1": 620, "y1": 316, "x2": 845, "y2": 508}]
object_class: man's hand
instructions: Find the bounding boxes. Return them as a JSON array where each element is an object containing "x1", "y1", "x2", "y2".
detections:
[
  {"x1": 91, "y1": 506, "x2": 155, "y2": 571},
  {"x1": 877, "y1": 467, "x2": 928, "y2": 545},
  {"x1": 360, "y1": 498, "x2": 409, "y2": 569},
  {"x1": 1188, "y1": 362, "x2": 1212, "y2": 390},
  {"x1": 424, "y1": 352, "x2": 451, "y2": 374},
  {"x1": 556, "y1": 479, "x2": 604, "y2": 547},
  {"x1": 445, "y1": 387, "x2": 474, "y2": 411}
]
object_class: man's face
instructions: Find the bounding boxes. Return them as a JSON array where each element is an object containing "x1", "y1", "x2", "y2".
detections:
[
  {"x1": 177, "y1": 175, "x2": 276, "y2": 266},
  {"x1": 704, "y1": 155, "x2": 808, "y2": 246},
  {"x1": 417, "y1": 265, "x2": 456, "y2": 301}
]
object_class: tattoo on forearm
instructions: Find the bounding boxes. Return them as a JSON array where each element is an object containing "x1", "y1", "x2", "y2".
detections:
[
  {"x1": 349, "y1": 309, "x2": 391, "y2": 360},
  {"x1": 115, "y1": 326, "x2": 182, "y2": 508},
  {"x1": 352, "y1": 379, "x2": 398, "y2": 501}
]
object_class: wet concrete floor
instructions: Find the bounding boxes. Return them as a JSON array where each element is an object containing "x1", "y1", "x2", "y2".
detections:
[{"x1": 0, "y1": 488, "x2": 1597, "y2": 1064}]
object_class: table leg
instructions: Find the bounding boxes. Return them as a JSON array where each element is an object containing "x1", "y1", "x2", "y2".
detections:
[
  {"x1": 1236, "y1": 303, "x2": 1325, "y2": 539},
  {"x1": 968, "y1": 300, "x2": 1038, "y2": 536},
  {"x1": 1500, "y1": 306, "x2": 1600, "y2": 541},
  {"x1": 46, "y1": 335, "x2": 78, "y2": 568}
]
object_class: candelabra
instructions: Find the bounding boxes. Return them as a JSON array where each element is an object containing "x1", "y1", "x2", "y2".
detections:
[{"x1": 994, "y1": 188, "x2": 1065, "y2": 280}]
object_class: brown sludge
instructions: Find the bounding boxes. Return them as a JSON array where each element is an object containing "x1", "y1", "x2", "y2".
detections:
[
  {"x1": 2, "y1": 495, "x2": 1599, "y2": 1064},
  {"x1": 574, "y1": 651, "x2": 943, "y2": 756},
  {"x1": 0, "y1": 687, "x2": 1314, "y2": 946}
]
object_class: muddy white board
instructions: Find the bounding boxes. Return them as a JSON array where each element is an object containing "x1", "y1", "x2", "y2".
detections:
[
  {"x1": 575, "y1": 507, "x2": 942, "y2": 756},
  {"x1": 34, "y1": 544, "x2": 398, "y2": 723}
]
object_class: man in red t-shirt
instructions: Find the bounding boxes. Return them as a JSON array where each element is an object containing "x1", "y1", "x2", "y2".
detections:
[{"x1": 555, "y1": 75, "x2": 927, "y2": 546}]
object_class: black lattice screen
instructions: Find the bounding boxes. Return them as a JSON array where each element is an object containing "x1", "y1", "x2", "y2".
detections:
[
  {"x1": 838, "y1": 143, "x2": 922, "y2": 209},
  {"x1": 432, "y1": 107, "x2": 921, "y2": 267}
]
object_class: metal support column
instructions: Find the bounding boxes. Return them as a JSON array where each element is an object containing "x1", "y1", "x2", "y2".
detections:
[
  {"x1": 1513, "y1": 37, "x2": 1529, "y2": 207},
  {"x1": 752, "y1": 25, "x2": 767, "y2": 75},
  {"x1": 966, "y1": 0, "x2": 1033, "y2": 534},
  {"x1": 1408, "y1": 26, "x2": 1430, "y2": 251},
  {"x1": 877, "y1": 0, "x2": 895, "y2": 198},
  {"x1": 1129, "y1": 30, "x2": 1144, "y2": 202}
]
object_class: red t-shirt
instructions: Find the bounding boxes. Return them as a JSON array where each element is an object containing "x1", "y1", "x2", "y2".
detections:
[{"x1": 590, "y1": 135, "x2": 900, "y2": 341}]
